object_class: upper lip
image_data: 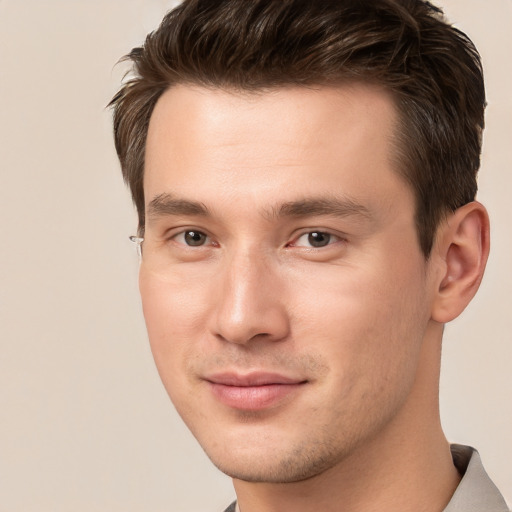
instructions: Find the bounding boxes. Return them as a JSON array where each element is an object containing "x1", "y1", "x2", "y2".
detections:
[{"x1": 204, "y1": 372, "x2": 307, "y2": 387}]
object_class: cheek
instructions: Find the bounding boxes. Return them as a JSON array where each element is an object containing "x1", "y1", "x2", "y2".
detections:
[
  {"x1": 140, "y1": 265, "x2": 212, "y2": 329},
  {"x1": 357, "y1": 267, "x2": 429, "y2": 393},
  {"x1": 139, "y1": 269, "x2": 211, "y2": 381},
  {"x1": 291, "y1": 256, "x2": 429, "y2": 384}
]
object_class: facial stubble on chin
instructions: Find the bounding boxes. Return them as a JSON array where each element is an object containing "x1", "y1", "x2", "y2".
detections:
[{"x1": 213, "y1": 437, "x2": 353, "y2": 484}]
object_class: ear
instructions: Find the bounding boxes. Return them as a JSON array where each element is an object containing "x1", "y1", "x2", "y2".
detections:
[{"x1": 431, "y1": 201, "x2": 490, "y2": 323}]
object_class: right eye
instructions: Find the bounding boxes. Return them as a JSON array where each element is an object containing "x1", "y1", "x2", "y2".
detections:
[{"x1": 173, "y1": 230, "x2": 210, "y2": 247}]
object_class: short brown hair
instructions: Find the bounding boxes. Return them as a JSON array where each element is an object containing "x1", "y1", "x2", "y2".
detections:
[{"x1": 110, "y1": 0, "x2": 485, "y2": 256}]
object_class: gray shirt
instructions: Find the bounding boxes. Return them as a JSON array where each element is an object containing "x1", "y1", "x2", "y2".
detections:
[
  {"x1": 445, "y1": 444, "x2": 509, "y2": 511},
  {"x1": 223, "y1": 445, "x2": 509, "y2": 512}
]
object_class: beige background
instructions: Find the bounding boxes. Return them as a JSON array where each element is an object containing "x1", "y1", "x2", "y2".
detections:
[{"x1": 0, "y1": 1, "x2": 510, "y2": 510}]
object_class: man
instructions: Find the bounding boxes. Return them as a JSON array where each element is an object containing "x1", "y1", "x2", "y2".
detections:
[{"x1": 110, "y1": 1, "x2": 509, "y2": 511}]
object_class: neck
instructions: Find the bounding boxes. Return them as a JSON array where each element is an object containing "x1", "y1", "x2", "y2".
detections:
[{"x1": 233, "y1": 323, "x2": 460, "y2": 512}]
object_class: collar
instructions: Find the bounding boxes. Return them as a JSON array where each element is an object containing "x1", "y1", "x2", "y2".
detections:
[{"x1": 444, "y1": 444, "x2": 509, "y2": 511}]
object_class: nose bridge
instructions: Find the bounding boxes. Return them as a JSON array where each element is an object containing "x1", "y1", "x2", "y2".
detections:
[{"x1": 214, "y1": 243, "x2": 289, "y2": 344}]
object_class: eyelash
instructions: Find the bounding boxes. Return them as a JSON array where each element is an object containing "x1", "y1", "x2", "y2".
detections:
[
  {"x1": 171, "y1": 230, "x2": 216, "y2": 247},
  {"x1": 288, "y1": 231, "x2": 343, "y2": 249}
]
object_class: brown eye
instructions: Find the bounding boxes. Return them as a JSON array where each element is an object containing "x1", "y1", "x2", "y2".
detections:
[
  {"x1": 291, "y1": 231, "x2": 339, "y2": 249},
  {"x1": 183, "y1": 231, "x2": 208, "y2": 246},
  {"x1": 306, "y1": 232, "x2": 332, "y2": 247}
]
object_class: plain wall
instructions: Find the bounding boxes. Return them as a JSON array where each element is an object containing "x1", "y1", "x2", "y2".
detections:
[{"x1": 0, "y1": 1, "x2": 510, "y2": 510}]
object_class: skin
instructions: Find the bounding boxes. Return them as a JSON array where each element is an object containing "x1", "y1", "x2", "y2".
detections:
[{"x1": 141, "y1": 84, "x2": 489, "y2": 512}]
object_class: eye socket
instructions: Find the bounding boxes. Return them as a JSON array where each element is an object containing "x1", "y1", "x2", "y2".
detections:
[
  {"x1": 294, "y1": 231, "x2": 338, "y2": 248},
  {"x1": 173, "y1": 230, "x2": 209, "y2": 247}
]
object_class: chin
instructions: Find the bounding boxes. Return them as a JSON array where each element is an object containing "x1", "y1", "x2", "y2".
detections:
[{"x1": 199, "y1": 432, "x2": 352, "y2": 484}]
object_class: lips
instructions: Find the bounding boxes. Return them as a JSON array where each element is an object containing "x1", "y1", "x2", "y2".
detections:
[{"x1": 204, "y1": 372, "x2": 307, "y2": 411}]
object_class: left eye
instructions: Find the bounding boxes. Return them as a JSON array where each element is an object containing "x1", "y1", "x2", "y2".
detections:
[
  {"x1": 293, "y1": 231, "x2": 338, "y2": 248},
  {"x1": 173, "y1": 230, "x2": 210, "y2": 247}
]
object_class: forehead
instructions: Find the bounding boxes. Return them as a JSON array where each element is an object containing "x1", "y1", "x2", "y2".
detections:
[{"x1": 144, "y1": 83, "x2": 409, "y2": 214}]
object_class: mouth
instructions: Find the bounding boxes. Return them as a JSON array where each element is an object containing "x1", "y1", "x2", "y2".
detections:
[{"x1": 204, "y1": 372, "x2": 308, "y2": 411}]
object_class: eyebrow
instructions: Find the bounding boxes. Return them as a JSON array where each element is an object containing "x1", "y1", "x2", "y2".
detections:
[
  {"x1": 270, "y1": 197, "x2": 373, "y2": 220},
  {"x1": 146, "y1": 193, "x2": 373, "y2": 223},
  {"x1": 147, "y1": 193, "x2": 210, "y2": 219}
]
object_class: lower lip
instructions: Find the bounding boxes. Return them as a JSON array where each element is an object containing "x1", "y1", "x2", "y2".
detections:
[{"x1": 208, "y1": 382, "x2": 305, "y2": 411}]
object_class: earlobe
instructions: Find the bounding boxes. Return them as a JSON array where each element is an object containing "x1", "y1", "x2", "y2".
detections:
[{"x1": 431, "y1": 201, "x2": 490, "y2": 324}]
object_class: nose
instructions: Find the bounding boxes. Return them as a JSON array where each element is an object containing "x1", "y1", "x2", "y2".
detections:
[{"x1": 212, "y1": 249, "x2": 290, "y2": 345}]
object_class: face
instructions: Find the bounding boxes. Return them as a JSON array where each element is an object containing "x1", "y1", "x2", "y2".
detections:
[{"x1": 141, "y1": 84, "x2": 438, "y2": 483}]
